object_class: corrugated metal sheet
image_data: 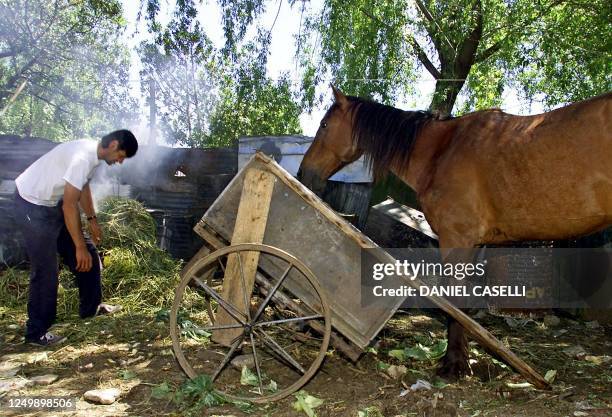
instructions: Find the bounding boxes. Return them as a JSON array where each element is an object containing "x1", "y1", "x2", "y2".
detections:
[
  {"x1": 125, "y1": 145, "x2": 237, "y2": 260},
  {"x1": 0, "y1": 180, "x2": 26, "y2": 265},
  {"x1": 239, "y1": 136, "x2": 373, "y2": 182},
  {"x1": 0, "y1": 135, "x2": 58, "y2": 180},
  {"x1": 239, "y1": 136, "x2": 374, "y2": 229}
]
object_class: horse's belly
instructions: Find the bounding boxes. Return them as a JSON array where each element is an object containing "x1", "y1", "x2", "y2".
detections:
[
  {"x1": 493, "y1": 213, "x2": 611, "y2": 243},
  {"x1": 492, "y1": 179, "x2": 612, "y2": 242}
]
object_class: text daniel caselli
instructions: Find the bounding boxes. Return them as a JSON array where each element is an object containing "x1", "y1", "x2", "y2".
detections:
[{"x1": 370, "y1": 260, "x2": 526, "y2": 298}]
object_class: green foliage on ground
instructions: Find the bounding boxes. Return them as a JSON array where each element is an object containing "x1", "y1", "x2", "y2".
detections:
[{"x1": 151, "y1": 375, "x2": 253, "y2": 416}]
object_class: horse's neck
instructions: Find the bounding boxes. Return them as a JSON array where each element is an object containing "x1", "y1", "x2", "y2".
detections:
[{"x1": 389, "y1": 119, "x2": 456, "y2": 195}]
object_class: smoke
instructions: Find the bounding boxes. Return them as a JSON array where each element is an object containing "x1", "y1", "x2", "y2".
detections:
[{"x1": 89, "y1": 121, "x2": 184, "y2": 209}]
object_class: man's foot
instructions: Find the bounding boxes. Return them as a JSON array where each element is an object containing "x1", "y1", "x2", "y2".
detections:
[
  {"x1": 95, "y1": 303, "x2": 123, "y2": 316},
  {"x1": 26, "y1": 332, "x2": 66, "y2": 346}
]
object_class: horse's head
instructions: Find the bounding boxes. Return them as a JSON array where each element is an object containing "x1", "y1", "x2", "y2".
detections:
[{"x1": 297, "y1": 86, "x2": 362, "y2": 195}]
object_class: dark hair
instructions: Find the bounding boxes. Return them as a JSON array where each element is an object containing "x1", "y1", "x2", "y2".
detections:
[{"x1": 101, "y1": 129, "x2": 138, "y2": 157}]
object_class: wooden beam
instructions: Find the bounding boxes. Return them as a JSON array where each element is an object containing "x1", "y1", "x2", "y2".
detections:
[
  {"x1": 212, "y1": 168, "x2": 276, "y2": 346},
  {"x1": 194, "y1": 221, "x2": 226, "y2": 250}
]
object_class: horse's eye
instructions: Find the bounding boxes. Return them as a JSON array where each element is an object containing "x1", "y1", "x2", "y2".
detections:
[{"x1": 320, "y1": 122, "x2": 328, "y2": 129}]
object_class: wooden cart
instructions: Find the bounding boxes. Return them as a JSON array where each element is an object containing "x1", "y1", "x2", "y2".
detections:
[{"x1": 170, "y1": 153, "x2": 548, "y2": 403}]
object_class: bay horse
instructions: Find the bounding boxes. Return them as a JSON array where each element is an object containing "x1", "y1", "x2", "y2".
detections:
[{"x1": 297, "y1": 85, "x2": 612, "y2": 379}]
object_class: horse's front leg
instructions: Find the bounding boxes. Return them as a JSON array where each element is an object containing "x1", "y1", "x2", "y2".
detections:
[
  {"x1": 435, "y1": 236, "x2": 480, "y2": 380},
  {"x1": 438, "y1": 315, "x2": 471, "y2": 379}
]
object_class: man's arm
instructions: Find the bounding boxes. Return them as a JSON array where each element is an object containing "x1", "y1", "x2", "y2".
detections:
[
  {"x1": 63, "y1": 182, "x2": 92, "y2": 272},
  {"x1": 80, "y1": 184, "x2": 102, "y2": 245}
]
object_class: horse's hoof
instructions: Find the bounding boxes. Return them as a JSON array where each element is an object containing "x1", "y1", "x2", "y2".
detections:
[{"x1": 436, "y1": 355, "x2": 472, "y2": 380}]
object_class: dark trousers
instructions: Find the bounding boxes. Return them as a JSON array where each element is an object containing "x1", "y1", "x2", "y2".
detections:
[{"x1": 14, "y1": 193, "x2": 102, "y2": 340}]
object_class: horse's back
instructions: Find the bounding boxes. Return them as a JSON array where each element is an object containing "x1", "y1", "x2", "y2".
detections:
[{"x1": 426, "y1": 92, "x2": 612, "y2": 245}]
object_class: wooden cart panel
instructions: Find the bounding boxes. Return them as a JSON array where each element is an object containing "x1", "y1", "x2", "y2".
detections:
[{"x1": 195, "y1": 153, "x2": 403, "y2": 349}]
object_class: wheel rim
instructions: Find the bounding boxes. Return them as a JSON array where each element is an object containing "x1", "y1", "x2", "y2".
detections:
[{"x1": 170, "y1": 243, "x2": 331, "y2": 403}]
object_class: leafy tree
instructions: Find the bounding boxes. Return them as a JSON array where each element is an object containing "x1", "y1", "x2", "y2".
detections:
[
  {"x1": 0, "y1": 0, "x2": 137, "y2": 140},
  {"x1": 206, "y1": 38, "x2": 302, "y2": 147},
  {"x1": 299, "y1": 0, "x2": 611, "y2": 115},
  {"x1": 138, "y1": 0, "x2": 218, "y2": 146},
  {"x1": 202, "y1": 0, "x2": 609, "y2": 116},
  {"x1": 140, "y1": 0, "x2": 303, "y2": 147}
]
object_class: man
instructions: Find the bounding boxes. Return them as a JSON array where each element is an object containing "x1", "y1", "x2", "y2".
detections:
[{"x1": 14, "y1": 129, "x2": 138, "y2": 346}]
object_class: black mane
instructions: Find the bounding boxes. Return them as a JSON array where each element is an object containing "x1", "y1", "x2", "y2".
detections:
[{"x1": 346, "y1": 96, "x2": 434, "y2": 181}]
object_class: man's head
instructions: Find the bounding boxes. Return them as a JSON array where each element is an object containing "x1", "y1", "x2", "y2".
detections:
[{"x1": 99, "y1": 129, "x2": 138, "y2": 165}]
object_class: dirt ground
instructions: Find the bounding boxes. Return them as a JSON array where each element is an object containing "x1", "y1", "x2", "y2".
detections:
[{"x1": 1, "y1": 305, "x2": 611, "y2": 417}]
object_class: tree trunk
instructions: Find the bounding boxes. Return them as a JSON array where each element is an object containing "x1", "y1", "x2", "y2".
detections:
[
  {"x1": 429, "y1": 77, "x2": 466, "y2": 116},
  {"x1": 427, "y1": 0, "x2": 483, "y2": 116}
]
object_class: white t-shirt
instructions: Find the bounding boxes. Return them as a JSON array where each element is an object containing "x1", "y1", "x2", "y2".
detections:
[{"x1": 16, "y1": 139, "x2": 100, "y2": 206}]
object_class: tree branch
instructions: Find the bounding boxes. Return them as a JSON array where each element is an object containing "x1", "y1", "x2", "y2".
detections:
[
  {"x1": 414, "y1": 0, "x2": 454, "y2": 54},
  {"x1": 475, "y1": 0, "x2": 568, "y2": 63},
  {"x1": 360, "y1": 8, "x2": 441, "y2": 79},
  {"x1": 457, "y1": 0, "x2": 483, "y2": 68},
  {"x1": 0, "y1": 47, "x2": 24, "y2": 59}
]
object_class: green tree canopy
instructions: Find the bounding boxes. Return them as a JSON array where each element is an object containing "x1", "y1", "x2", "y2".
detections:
[
  {"x1": 206, "y1": 38, "x2": 302, "y2": 147},
  {"x1": 140, "y1": 0, "x2": 303, "y2": 147},
  {"x1": 213, "y1": 0, "x2": 611, "y2": 115},
  {"x1": 0, "y1": 0, "x2": 137, "y2": 140}
]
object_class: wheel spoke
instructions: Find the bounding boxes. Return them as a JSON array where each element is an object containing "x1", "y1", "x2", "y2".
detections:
[
  {"x1": 254, "y1": 314, "x2": 323, "y2": 328},
  {"x1": 192, "y1": 278, "x2": 246, "y2": 325},
  {"x1": 254, "y1": 328, "x2": 305, "y2": 375},
  {"x1": 249, "y1": 332, "x2": 264, "y2": 395},
  {"x1": 217, "y1": 257, "x2": 226, "y2": 273},
  {"x1": 251, "y1": 262, "x2": 293, "y2": 324},
  {"x1": 202, "y1": 323, "x2": 245, "y2": 331},
  {"x1": 212, "y1": 335, "x2": 244, "y2": 382}
]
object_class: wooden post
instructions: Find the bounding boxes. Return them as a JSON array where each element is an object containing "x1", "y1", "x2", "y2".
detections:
[{"x1": 212, "y1": 168, "x2": 276, "y2": 345}]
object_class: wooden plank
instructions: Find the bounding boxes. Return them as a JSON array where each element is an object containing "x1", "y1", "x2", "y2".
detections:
[
  {"x1": 194, "y1": 221, "x2": 227, "y2": 250},
  {"x1": 252, "y1": 153, "x2": 376, "y2": 249},
  {"x1": 212, "y1": 168, "x2": 276, "y2": 345}
]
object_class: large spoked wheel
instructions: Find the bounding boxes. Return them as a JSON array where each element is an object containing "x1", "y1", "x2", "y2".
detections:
[{"x1": 170, "y1": 243, "x2": 331, "y2": 403}]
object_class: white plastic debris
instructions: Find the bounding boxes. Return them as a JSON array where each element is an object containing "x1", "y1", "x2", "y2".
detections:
[
  {"x1": 410, "y1": 379, "x2": 433, "y2": 391},
  {"x1": 84, "y1": 388, "x2": 121, "y2": 405}
]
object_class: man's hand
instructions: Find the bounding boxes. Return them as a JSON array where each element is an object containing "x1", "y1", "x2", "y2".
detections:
[
  {"x1": 63, "y1": 182, "x2": 92, "y2": 272},
  {"x1": 76, "y1": 244, "x2": 93, "y2": 272},
  {"x1": 89, "y1": 218, "x2": 102, "y2": 246}
]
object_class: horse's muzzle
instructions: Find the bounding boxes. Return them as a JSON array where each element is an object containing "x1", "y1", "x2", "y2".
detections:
[{"x1": 296, "y1": 167, "x2": 327, "y2": 197}]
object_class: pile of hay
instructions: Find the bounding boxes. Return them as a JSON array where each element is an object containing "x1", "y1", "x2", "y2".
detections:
[
  {"x1": 0, "y1": 197, "x2": 181, "y2": 318},
  {"x1": 96, "y1": 197, "x2": 181, "y2": 312}
]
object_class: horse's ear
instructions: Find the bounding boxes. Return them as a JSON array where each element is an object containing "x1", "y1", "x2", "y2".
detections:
[{"x1": 330, "y1": 84, "x2": 348, "y2": 107}]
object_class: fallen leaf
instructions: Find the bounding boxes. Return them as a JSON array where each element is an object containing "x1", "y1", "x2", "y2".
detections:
[
  {"x1": 151, "y1": 382, "x2": 173, "y2": 400},
  {"x1": 240, "y1": 366, "x2": 259, "y2": 387},
  {"x1": 292, "y1": 390, "x2": 324, "y2": 417},
  {"x1": 544, "y1": 369, "x2": 557, "y2": 383}
]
